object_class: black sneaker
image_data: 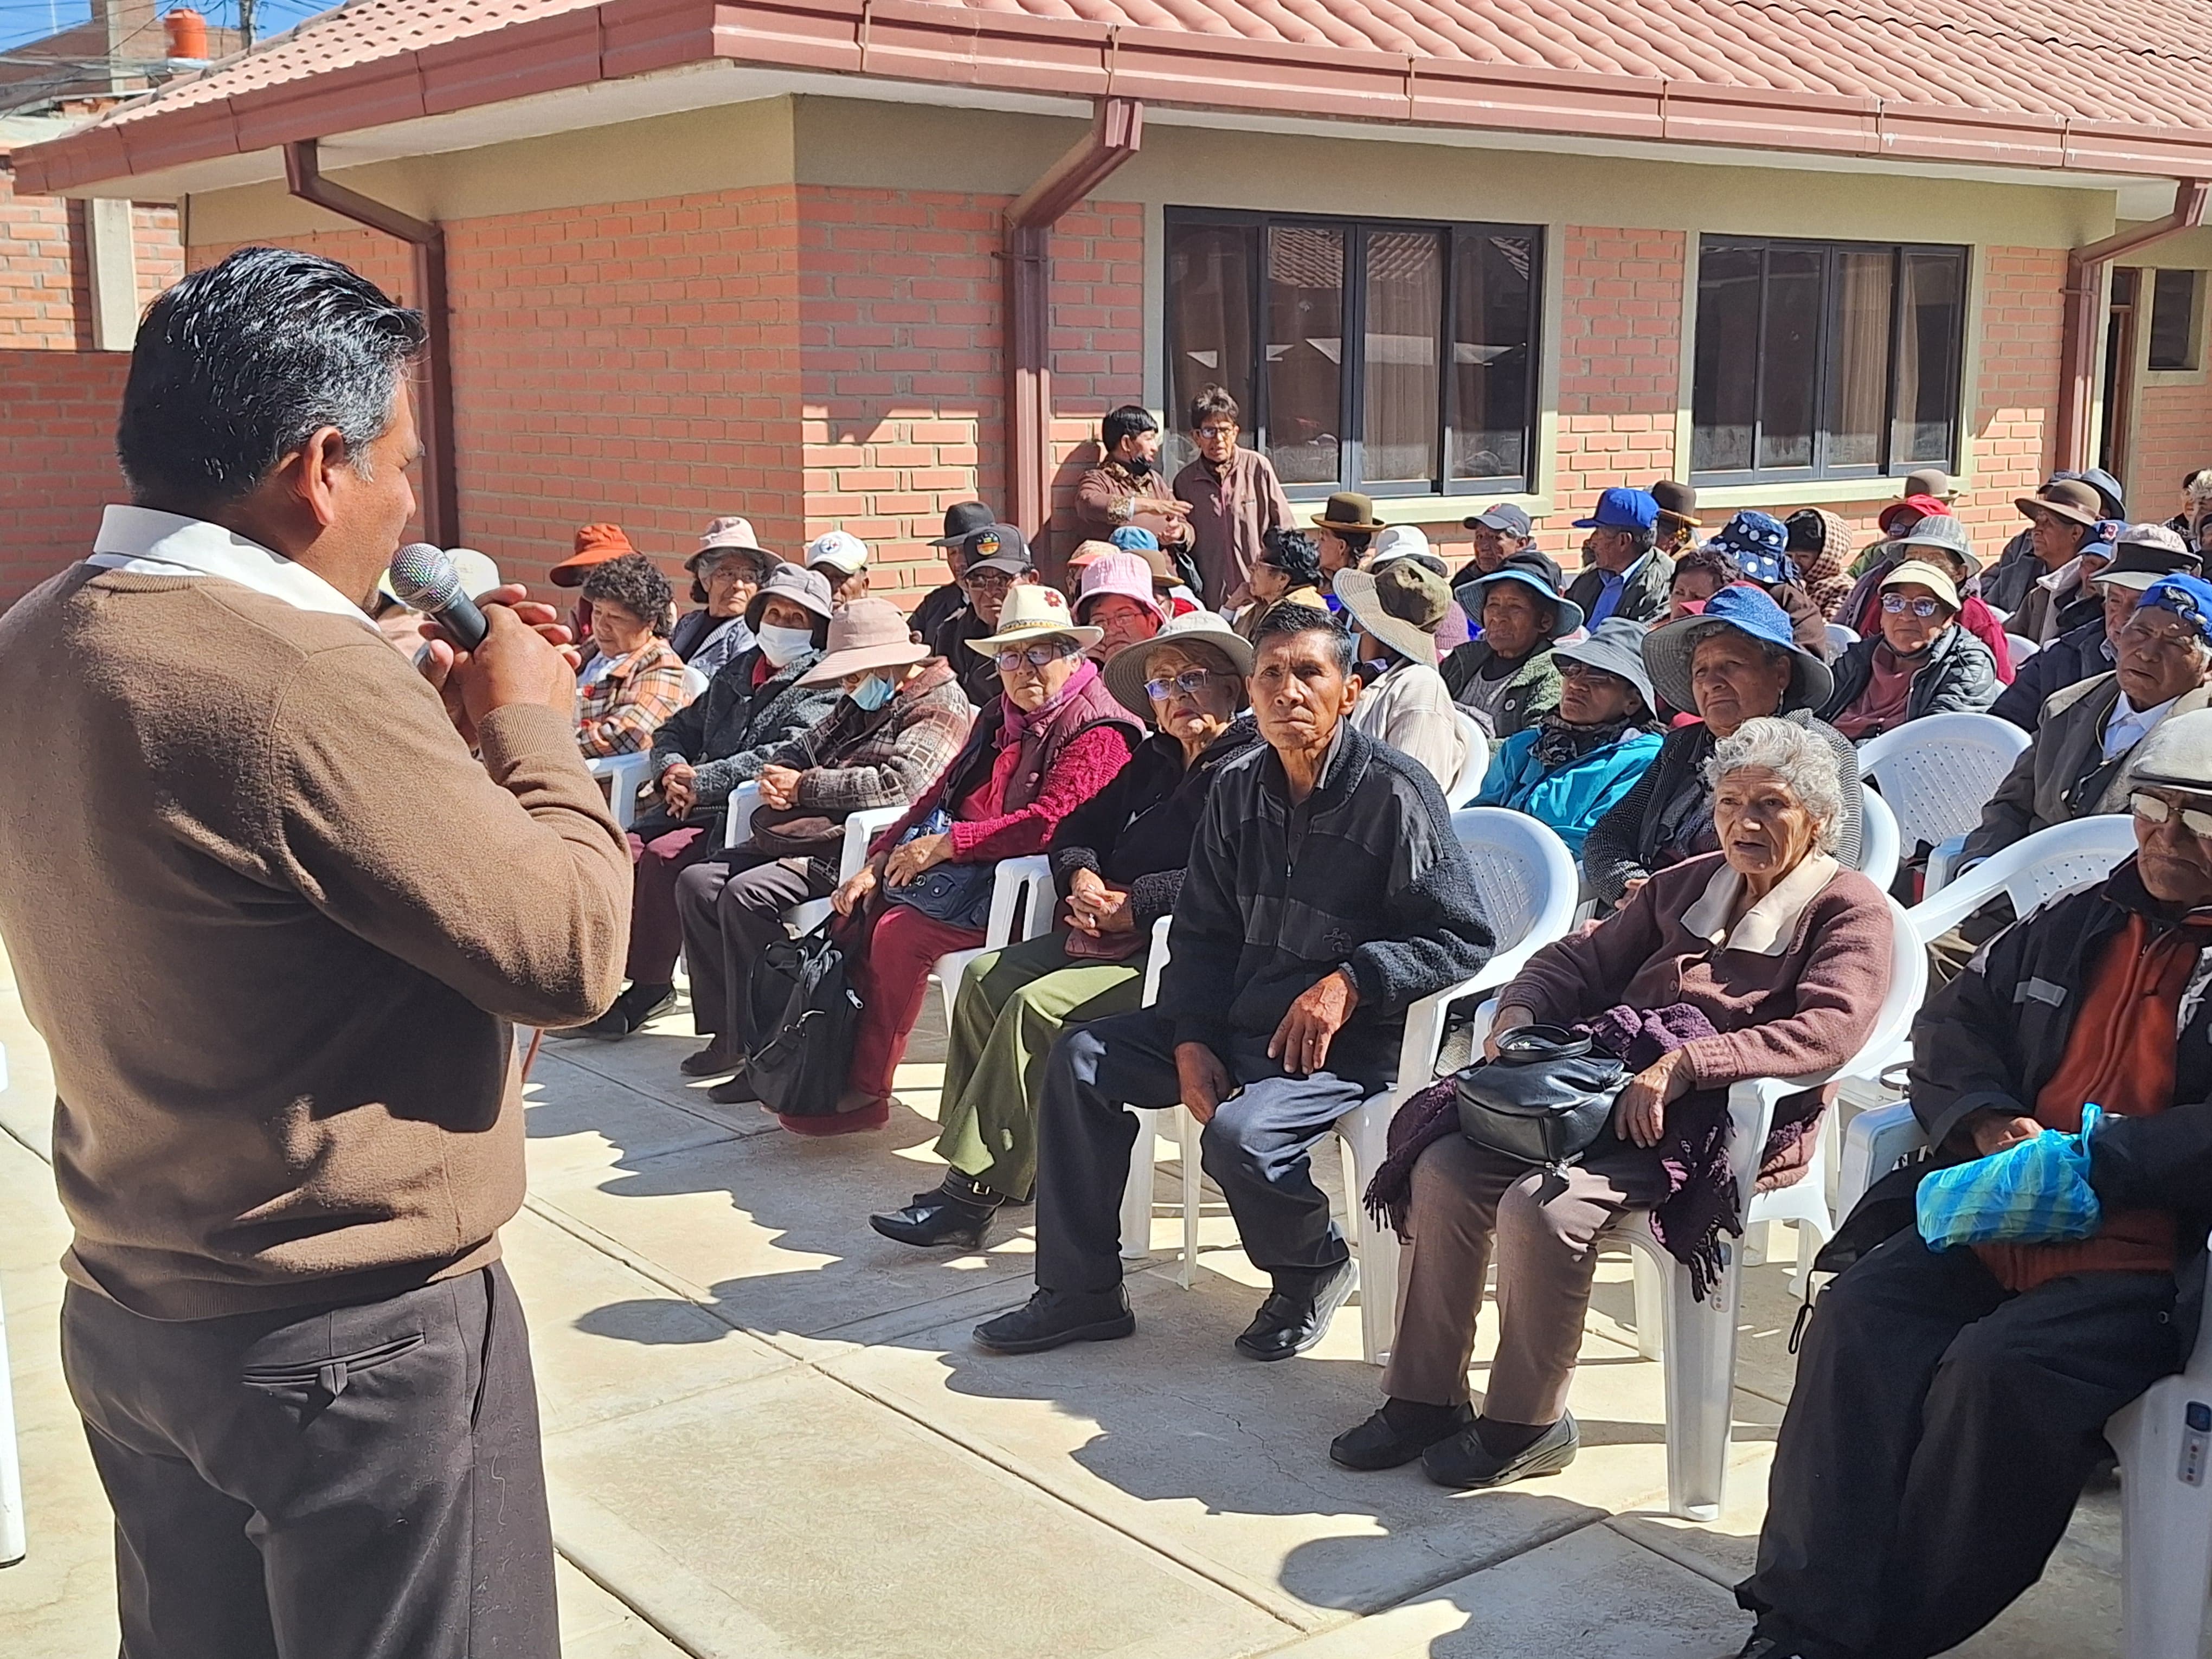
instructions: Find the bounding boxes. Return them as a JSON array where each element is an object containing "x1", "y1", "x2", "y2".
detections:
[
  {"x1": 568, "y1": 983, "x2": 676, "y2": 1040},
  {"x1": 1234, "y1": 1258, "x2": 1357, "y2": 1361},
  {"x1": 1421, "y1": 1412, "x2": 1579, "y2": 1490},
  {"x1": 973, "y1": 1286, "x2": 1134, "y2": 1354},
  {"x1": 680, "y1": 1038, "x2": 741, "y2": 1077},
  {"x1": 1329, "y1": 1400, "x2": 1475, "y2": 1471},
  {"x1": 707, "y1": 1068, "x2": 762, "y2": 1105}
]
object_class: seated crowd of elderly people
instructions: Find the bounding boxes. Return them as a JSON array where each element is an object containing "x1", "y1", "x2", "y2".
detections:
[{"x1": 471, "y1": 415, "x2": 2212, "y2": 1659}]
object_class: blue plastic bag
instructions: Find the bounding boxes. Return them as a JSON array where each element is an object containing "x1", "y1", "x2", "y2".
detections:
[{"x1": 1915, "y1": 1104, "x2": 2105, "y2": 1250}]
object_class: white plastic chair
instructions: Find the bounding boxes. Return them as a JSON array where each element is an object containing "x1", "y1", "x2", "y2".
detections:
[
  {"x1": 585, "y1": 751, "x2": 654, "y2": 832},
  {"x1": 1857, "y1": 712, "x2": 2030, "y2": 873},
  {"x1": 715, "y1": 784, "x2": 891, "y2": 936},
  {"x1": 1617, "y1": 895, "x2": 1926, "y2": 1520},
  {"x1": 1914, "y1": 814, "x2": 2137, "y2": 936},
  {"x1": 679, "y1": 663, "x2": 711, "y2": 702},
  {"x1": 928, "y1": 857, "x2": 1059, "y2": 1043},
  {"x1": 1446, "y1": 710, "x2": 1490, "y2": 808},
  {"x1": 1824, "y1": 621, "x2": 1859, "y2": 655},
  {"x1": 2005, "y1": 632, "x2": 2041, "y2": 665},
  {"x1": 1836, "y1": 1111, "x2": 2212, "y2": 1659},
  {"x1": 1857, "y1": 788, "x2": 1900, "y2": 891},
  {"x1": 1121, "y1": 913, "x2": 1203, "y2": 1282}
]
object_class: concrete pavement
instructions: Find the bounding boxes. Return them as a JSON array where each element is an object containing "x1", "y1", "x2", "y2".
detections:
[{"x1": 0, "y1": 972, "x2": 2142, "y2": 1658}]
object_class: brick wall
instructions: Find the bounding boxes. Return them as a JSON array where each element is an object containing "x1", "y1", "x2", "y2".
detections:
[
  {"x1": 2132, "y1": 380, "x2": 2212, "y2": 530},
  {"x1": 0, "y1": 349, "x2": 129, "y2": 607},
  {"x1": 1, "y1": 165, "x2": 85, "y2": 349}
]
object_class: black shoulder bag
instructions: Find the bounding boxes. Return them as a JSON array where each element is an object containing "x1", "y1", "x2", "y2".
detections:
[{"x1": 1454, "y1": 1025, "x2": 1626, "y2": 1169}]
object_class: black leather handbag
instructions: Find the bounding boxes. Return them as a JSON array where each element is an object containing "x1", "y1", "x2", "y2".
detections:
[{"x1": 1454, "y1": 1025, "x2": 1626, "y2": 1168}]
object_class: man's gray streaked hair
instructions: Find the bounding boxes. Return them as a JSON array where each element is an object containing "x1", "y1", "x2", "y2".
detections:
[{"x1": 1705, "y1": 716, "x2": 1844, "y2": 852}]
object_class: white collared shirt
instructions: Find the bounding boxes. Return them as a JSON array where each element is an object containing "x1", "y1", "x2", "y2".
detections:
[
  {"x1": 84, "y1": 505, "x2": 377, "y2": 630},
  {"x1": 2102, "y1": 690, "x2": 2180, "y2": 763}
]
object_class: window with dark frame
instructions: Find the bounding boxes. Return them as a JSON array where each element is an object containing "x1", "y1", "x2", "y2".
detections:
[
  {"x1": 2148, "y1": 269, "x2": 2204, "y2": 372},
  {"x1": 1690, "y1": 236, "x2": 1967, "y2": 485},
  {"x1": 1163, "y1": 210, "x2": 1542, "y2": 498}
]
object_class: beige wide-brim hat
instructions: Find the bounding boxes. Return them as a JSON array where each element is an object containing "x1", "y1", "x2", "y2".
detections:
[
  {"x1": 966, "y1": 583, "x2": 1102, "y2": 655},
  {"x1": 1103, "y1": 611, "x2": 1256, "y2": 719},
  {"x1": 1879, "y1": 560, "x2": 1964, "y2": 613},
  {"x1": 1332, "y1": 565, "x2": 1445, "y2": 667},
  {"x1": 799, "y1": 597, "x2": 930, "y2": 685}
]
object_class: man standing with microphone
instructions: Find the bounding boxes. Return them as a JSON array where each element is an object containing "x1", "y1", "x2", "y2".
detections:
[{"x1": 0, "y1": 247, "x2": 631, "y2": 1655}]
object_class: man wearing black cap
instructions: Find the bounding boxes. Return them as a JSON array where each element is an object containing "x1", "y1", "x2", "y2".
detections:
[
  {"x1": 1450, "y1": 503, "x2": 1534, "y2": 593},
  {"x1": 931, "y1": 522, "x2": 1044, "y2": 706},
  {"x1": 911, "y1": 501, "x2": 994, "y2": 647},
  {"x1": 1992, "y1": 529, "x2": 2201, "y2": 731}
]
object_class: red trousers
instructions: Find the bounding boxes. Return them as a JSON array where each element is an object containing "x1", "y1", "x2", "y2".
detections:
[
  {"x1": 846, "y1": 903, "x2": 986, "y2": 1100},
  {"x1": 625, "y1": 823, "x2": 715, "y2": 983}
]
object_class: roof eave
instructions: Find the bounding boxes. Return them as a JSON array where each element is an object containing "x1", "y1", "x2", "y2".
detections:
[{"x1": 10, "y1": 0, "x2": 2212, "y2": 198}]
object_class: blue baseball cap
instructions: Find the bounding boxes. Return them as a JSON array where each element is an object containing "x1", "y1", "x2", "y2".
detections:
[
  {"x1": 1572, "y1": 487, "x2": 1661, "y2": 533},
  {"x1": 2139, "y1": 575, "x2": 2212, "y2": 644},
  {"x1": 1706, "y1": 510, "x2": 1797, "y2": 587},
  {"x1": 1109, "y1": 526, "x2": 1160, "y2": 554}
]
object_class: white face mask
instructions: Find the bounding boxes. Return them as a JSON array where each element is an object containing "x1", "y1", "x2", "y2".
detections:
[{"x1": 756, "y1": 625, "x2": 813, "y2": 668}]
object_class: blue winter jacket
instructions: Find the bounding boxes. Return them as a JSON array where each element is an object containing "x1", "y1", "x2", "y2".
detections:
[{"x1": 1475, "y1": 725, "x2": 1663, "y2": 857}]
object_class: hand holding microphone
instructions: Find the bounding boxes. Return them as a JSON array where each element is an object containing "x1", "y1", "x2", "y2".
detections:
[{"x1": 389, "y1": 543, "x2": 578, "y2": 745}]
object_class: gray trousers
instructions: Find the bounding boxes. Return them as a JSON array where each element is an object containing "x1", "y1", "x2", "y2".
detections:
[
  {"x1": 62, "y1": 1263, "x2": 555, "y2": 1659},
  {"x1": 1031, "y1": 1006, "x2": 1392, "y2": 1294},
  {"x1": 672, "y1": 850, "x2": 831, "y2": 1044},
  {"x1": 1381, "y1": 1133, "x2": 1666, "y2": 1423}
]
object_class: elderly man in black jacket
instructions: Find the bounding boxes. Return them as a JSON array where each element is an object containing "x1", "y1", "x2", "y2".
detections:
[
  {"x1": 975, "y1": 605, "x2": 1495, "y2": 1360},
  {"x1": 1735, "y1": 708, "x2": 2212, "y2": 1659}
]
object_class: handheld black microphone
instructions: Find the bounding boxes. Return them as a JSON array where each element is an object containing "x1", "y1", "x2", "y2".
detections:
[{"x1": 386, "y1": 543, "x2": 488, "y2": 651}]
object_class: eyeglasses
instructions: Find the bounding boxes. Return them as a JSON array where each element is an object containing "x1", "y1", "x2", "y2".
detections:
[
  {"x1": 1560, "y1": 660, "x2": 1626, "y2": 687},
  {"x1": 963, "y1": 569, "x2": 1015, "y2": 593},
  {"x1": 1880, "y1": 593, "x2": 1948, "y2": 619},
  {"x1": 991, "y1": 641, "x2": 1076, "y2": 672},
  {"x1": 2132, "y1": 791, "x2": 2212, "y2": 839},
  {"x1": 1195, "y1": 424, "x2": 1237, "y2": 440},
  {"x1": 1144, "y1": 668, "x2": 1216, "y2": 702}
]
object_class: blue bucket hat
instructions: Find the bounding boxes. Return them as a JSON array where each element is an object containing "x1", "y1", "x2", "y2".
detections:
[
  {"x1": 1640, "y1": 582, "x2": 1835, "y2": 715},
  {"x1": 1109, "y1": 526, "x2": 1160, "y2": 554},
  {"x1": 1462, "y1": 551, "x2": 1585, "y2": 641},
  {"x1": 1705, "y1": 511, "x2": 1797, "y2": 587},
  {"x1": 1572, "y1": 486, "x2": 1660, "y2": 533},
  {"x1": 2138, "y1": 574, "x2": 2212, "y2": 644}
]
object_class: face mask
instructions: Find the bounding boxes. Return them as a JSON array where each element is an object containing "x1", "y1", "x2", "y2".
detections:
[
  {"x1": 1122, "y1": 452, "x2": 1153, "y2": 479},
  {"x1": 850, "y1": 674, "x2": 897, "y2": 712},
  {"x1": 756, "y1": 625, "x2": 812, "y2": 668}
]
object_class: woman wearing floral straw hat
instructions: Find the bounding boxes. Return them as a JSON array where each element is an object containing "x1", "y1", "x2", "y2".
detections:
[{"x1": 806, "y1": 576, "x2": 1141, "y2": 1135}]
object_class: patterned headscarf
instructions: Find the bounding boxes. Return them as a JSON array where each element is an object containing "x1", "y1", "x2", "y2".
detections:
[{"x1": 1786, "y1": 509, "x2": 1856, "y2": 620}]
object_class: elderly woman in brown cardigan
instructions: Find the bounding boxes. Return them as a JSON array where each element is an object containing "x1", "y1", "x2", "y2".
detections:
[{"x1": 1332, "y1": 717, "x2": 1894, "y2": 1487}]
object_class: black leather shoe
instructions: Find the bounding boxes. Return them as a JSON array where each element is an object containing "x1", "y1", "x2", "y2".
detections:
[
  {"x1": 1329, "y1": 1400, "x2": 1475, "y2": 1471},
  {"x1": 1421, "y1": 1412, "x2": 1579, "y2": 1490},
  {"x1": 707, "y1": 1069, "x2": 762, "y2": 1105},
  {"x1": 1234, "y1": 1258, "x2": 1356, "y2": 1361},
  {"x1": 973, "y1": 1287, "x2": 1134, "y2": 1354},
  {"x1": 1734, "y1": 1639, "x2": 1805, "y2": 1659},
  {"x1": 680, "y1": 1038, "x2": 741, "y2": 1077},
  {"x1": 569, "y1": 983, "x2": 676, "y2": 1040},
  {"x1": 871, "y1": 1175, "x2": 1002, "y2": 1251}
]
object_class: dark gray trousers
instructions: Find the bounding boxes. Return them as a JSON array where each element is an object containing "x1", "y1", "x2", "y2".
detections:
[
  {"x1": 1031, "y1": 1006, "x2": 1389, "y2": 1294},
  {"x1": 671, "y1": 850, "x2": 829, "y2": 1044},
  {"x1": 62, "y1": 1263, "x2": 557, "y2": 1659},
  {"x1": 1740, "y1": 1230, "x2": 2179, "y2": 1659}
]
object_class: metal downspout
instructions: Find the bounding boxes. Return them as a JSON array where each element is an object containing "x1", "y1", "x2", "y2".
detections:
[
  {"x1": 2054, "y1": 178, "x2": 2209, "y2": 473},
  {"x1": 1002, "y1": 97, "x2": 1142, "y2": 550},
  {"x1": 283, "y1": 139, "x2": 459, "y2": 548}
]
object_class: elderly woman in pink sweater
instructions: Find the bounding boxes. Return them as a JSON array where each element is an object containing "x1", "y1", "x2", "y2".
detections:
[{"x1": 1334, "y1": 716, "x2": 1894, "y2": 1488}]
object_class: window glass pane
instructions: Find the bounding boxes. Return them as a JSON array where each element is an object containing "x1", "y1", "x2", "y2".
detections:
[
  {"x1": 1893, "y1": 250, "x2": 1964, "y2": 465},
  {"x1": 1824, "y1": 249, "x2": 1892, "y2": 469},
  {"x1": 2149, "y1": 268, "x2": 2202, "y2": 371},
  {"x1": 1757, "y1": 247, "x2": 1822, "y2": 470},
  {"x1": 1448, "y1": 232, "x2": 1534, "y2": 482},
  {"x1": 1165, "y1": 222, "x2": 1255, "y2": 467},
  {"x1": 1263, "y1": 226, "x2": 1345, "y2": 486},
  {"x1": 1692, "y1": 243, "x2": 1761, "y2": 472},
  {"x1": 1360, "y1": 228, "x2": 1443, "y2": 484}
]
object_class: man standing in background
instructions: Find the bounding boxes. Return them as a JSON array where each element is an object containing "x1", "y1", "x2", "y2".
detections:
[
  {"x1": 0, "y1": 247, "x2": 631, "y2": 1656},
  {"x1": 1172, "y1": 385, "x2": 1294, "y2": 609}
]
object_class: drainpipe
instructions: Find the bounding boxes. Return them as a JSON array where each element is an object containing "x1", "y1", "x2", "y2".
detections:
[
  {"x1": 2054, "y1": 178, "x2": 2209, "y2": 474},
  {"x1": 1002, "y1": 97, "x2": 1142, "y2": 545},
  {"x1": 283, "y1": 139, "x2": 459, "y2": 548}
]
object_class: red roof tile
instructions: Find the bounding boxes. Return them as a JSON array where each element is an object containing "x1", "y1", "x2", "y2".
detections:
[{"x1": 16, "y1": 0, "x2": 2212, "y2": 191}]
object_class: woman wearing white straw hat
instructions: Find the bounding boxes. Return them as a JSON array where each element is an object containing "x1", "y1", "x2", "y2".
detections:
[
  {"x1": 796, "y1": 581, "x2": 1141, "y2": 1136},
  {"x1": 871, "y1": 612, "x2": 1263, "y2": 1248},
  {"x1": 1332, "y1": 560, "x2": 1469, "y2": 791}
]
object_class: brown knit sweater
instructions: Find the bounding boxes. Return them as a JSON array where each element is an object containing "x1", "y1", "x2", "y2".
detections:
[{"x1": 0, "y1": 567, "x2": 632, "y2": 1319}]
